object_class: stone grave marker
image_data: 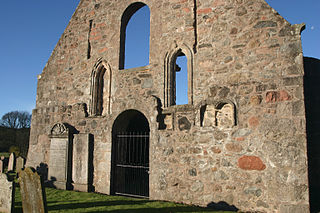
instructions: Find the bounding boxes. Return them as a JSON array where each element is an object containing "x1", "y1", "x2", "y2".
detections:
[
  {"x1": 7, "y1": 153, "x2": 15, "y2": 172},
  {"x1": 0, "y1": 159, "x2": 4, "y2": 173},
  {"x1": 0, "y1": 173, "x2": 15, "y2": 213},
  {"x1": 16, "y1": 157, "x2": 25, "y2": 173},
  {"x1": 19, "y1": 167, "x2": 47, "y2": 213},
  {"x1": 48, "y1": 123, "x2": 71, "y2": 190},
  {"x1": 72, "y1": 133, "x2": 91, "y2": 192}
]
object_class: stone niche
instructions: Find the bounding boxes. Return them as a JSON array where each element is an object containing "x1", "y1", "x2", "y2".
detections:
[
  {"x1": 48, "y1": 123, "x2": 72, "y2": 190},
  {"x1": 201, "y1": 101, "x2": 236, "y2": 128}
]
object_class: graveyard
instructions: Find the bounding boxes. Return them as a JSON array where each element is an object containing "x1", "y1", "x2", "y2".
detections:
[{"x1": 0, "y1": 153, "x2": 235, "y2": 213}]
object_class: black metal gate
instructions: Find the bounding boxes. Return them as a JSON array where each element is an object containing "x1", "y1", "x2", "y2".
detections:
[{"x1": 112, "y1": 132, "x2": 149, "y2": 198}]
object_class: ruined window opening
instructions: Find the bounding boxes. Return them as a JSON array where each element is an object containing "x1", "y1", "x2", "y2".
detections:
[
  {"x1": 164, "y1": 45, "x2": 193, "y2": 107},
  {"x1": 90, "y1": 60, "x2": 112, "y2": 116},
  {"x1": 119, "y1": 3, "x2": 150, "y2": 70},
  {"x1": 175, "y1": 54, "x2": 188, "y2": 105}
]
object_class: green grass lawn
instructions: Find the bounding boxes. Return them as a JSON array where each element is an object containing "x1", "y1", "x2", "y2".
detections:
[{"x1": 14, "y1": 186, "x2": 234, "y2": 213}]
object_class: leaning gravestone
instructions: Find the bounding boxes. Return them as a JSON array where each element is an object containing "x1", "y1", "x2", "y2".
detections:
[
  {"x1": 0, "y1": 173, "x2": 15, "y2": 213},
  {"x1": 19, "y1": 167, "x2": 47, "y2": 213},
  {"x1": 16, "y1": 157, "x2": 25, "y2": 173},
  {"x1": 7, "y1": 153, "x2": 15, "y2": 172}
]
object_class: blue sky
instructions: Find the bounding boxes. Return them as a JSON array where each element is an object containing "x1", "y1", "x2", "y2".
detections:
[{"x1": 0, "y1": 0, "x2": 319, "y2": 118}]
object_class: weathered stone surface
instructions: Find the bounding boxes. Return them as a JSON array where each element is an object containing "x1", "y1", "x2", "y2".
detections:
[
  {"x1": 238, "y1": 156, "x2": 266, "y2": 171},
  {"x1": 16, "y1": 157, "x2": 25, "y2": 173},
  {"x1": 249, "y1": 95, "x2": 262, "y2": 106},
  {"x1": 72, "y1": 134, "x2": 91, "y2": 192},
  {"x1": 178, "y1": 117, "x2": 191, "y2": 131},
  {"x1": 48, "y1": 136, "x2": 70, "y2": 190},
  {"x1": 266, "y1": 90, "x2": 291, "y2": 103},
  {"x1": 25, "y1": 0, "x2": 310, "y2": 212},
  {"x1": 279, "y1": 204, "x2": 309, "y2": 213},
  {"x1": 7, "y1": 153, "x2": 15, "y2": 172},
  {"x1": 226, "y1": 143, "x2": 243, "y2": 153},
  {"x1": 19, "y1": 167, "x2": 47, "y2": 213},
  {"x1": 0, "y1": 173, "x2": 15, "y2": 213},
  {"x1": 0, "y1": 160, "x2": 4, "y2": 173}
]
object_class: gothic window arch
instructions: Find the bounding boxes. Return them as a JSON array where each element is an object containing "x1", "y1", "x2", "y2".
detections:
[
  {"x1": 164, "y1": 43, "x2": 194, "y2": 107},
  {"x1": 119, "y1": 2, "x2": 150, "y2": 69},
  {"x1": 90, "y1": 59, "x2": 112, "y2": 116}
]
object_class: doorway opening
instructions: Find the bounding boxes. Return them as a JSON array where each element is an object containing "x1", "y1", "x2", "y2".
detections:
[{"x1": 111, "y1": 109, "x2": 150, "y2": 198}]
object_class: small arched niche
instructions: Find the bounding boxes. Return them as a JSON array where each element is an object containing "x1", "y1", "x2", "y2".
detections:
[
  {"x1": 215, "y1": 102, "x2": 236, "y2": 128},
  {"x1": 200, "y1": 101, "x2": 236, "y2": 128}
]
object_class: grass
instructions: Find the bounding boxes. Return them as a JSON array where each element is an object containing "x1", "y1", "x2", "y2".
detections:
[{"x1": 14, "y1": 186, "x2": 234, "y2": 213}]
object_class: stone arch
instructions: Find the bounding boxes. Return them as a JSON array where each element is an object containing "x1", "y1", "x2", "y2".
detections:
[
  {"x1": 119, "y1": 2, "x2": 150, "y2": 69},
  {"x1": 164, "y1": 43, "x2": 194, "y2": 107},
  {"x1": 110, "y1": 109, "x2": 150, "y2": 197},
  {"x1": 90, "y1": 58, "x2": 112, "y2": 116}
]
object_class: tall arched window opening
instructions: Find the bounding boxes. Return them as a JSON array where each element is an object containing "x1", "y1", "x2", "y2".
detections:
[
  {"x1": 175, "y1": 54, "x2": 188, "y2": 105},
  {"x1": 164, "y1": 44, "x2": 193, "y2": 107},
  {"x1": 119, "y1": 3, "x2": 150, "y2": 70},
  {"x1": 90, "y1": 60, "x2": 112, "y2": 116}
]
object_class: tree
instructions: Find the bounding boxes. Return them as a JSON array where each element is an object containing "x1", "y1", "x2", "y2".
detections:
[{"x1": 0, "y1": 111, "x2": 31, "y2": 129}]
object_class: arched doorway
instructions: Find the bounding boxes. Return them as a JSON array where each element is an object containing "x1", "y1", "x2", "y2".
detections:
[{"x1": 111, "y1": 109, "x2": 150, "y2": 198}]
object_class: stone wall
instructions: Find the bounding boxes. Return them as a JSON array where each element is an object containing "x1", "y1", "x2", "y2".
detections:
[{"x1": 27, "y1": 0, "x2": 309, "y2": 212}]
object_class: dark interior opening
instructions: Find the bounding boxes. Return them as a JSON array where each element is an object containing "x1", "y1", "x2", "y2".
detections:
[
  {"x1": 304, "y1": 56, "x2": 320, "y2": 212},
  {"x1": 111, "y1": 109, "x2": 150, "y2": 198}
]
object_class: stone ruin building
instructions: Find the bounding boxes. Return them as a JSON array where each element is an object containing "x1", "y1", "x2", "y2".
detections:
[{"x1": 26, "y1": 0, "x2": 317, "y2": 212}]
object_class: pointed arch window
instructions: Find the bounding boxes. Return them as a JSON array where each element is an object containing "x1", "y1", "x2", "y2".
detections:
[
  {"x1": 90, "y1": 59, "x2": 112, "y2": 116},
  {"x1": 119, "y1": 3, "x2": 150, "y2": 69},
  {"x1": 164, "y1": 44, "x2": 194, "y2": 107}
]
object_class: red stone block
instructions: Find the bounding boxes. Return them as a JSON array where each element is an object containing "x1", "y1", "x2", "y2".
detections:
[
  {"x1": 279, "y1": 90, "x2": 291, "y2": 101},
  {"x1": 266, "y1": 91, "x2": 277, "y2": 103},
  {"x1": 248, "y1": 116, "x2": 259, "y2": 128},
  {"x1": 238, "y1": 156, "x2": 266, "y2": 171},
  {"x1": 266, "y1": 90, "x2": 291, "y2": 103},
  {"x1": 182, "y1": 7, "x2": 191, "y2": 13},
  {"x1": 197, "y1": 8, "x2": 212, "y2": 15}
]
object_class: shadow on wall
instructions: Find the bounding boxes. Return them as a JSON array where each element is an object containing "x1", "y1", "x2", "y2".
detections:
[
  {"x1": 207, "y1": 201, "x2": 239, "y2": 211},
  {"x1": 304, "y1": 56, "x2": 320, "y2": 213}
]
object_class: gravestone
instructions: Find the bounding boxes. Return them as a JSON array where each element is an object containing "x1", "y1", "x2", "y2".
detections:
[
  {"x1": 48, "y1": 123, "x2": 71, "y2": 189},
  {"x1": 19, "y1": 167, "x2": 47, "y2": 213},
  {"x1": 0, "y1": 173, "x2": 15, "y2": 213},
  {"x1": 0, "y1": 159, "x2": 4, "y2": 173},
  {"x1": 16, "y1": 157, "x2": 25, "y2": 173},
  {"x1": 7, "y1": 153, "x2": 15, "y2": 172},
  {"x1": 72, "y1": 133, "x2": 91, "y2": 192}
]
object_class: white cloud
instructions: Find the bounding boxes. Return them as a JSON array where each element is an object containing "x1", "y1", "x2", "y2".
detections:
[{"x1": 311, "y1": 26, "x2": 315, "y2": 30}]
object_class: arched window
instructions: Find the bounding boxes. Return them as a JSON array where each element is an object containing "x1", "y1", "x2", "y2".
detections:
[
  {"x1": 164, "y1": 44, "x2": 193, "y2": 107},
  {"x1": 175, "y1": 53, "x2": 188, "y2": 105},
  {"x1": 90, "y1": 59, "x2": 112, "y2": 116},
  {"x1": 119, "y1": 3, "x2": 150, "y2": 70}
]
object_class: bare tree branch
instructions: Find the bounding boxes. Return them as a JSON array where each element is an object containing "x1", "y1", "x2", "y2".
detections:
[{"x1": 1, "y1": 111, "x2": 32, "y2": 129}]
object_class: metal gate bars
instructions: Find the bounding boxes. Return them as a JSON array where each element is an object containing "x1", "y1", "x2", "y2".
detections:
[{"x1": 112, "y1": 132, "x2": 149, "y2": 198}]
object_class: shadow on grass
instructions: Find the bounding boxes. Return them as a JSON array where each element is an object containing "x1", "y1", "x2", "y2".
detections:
[
  {"x1": 47, "y1": 200, "x2": 152, "y2": 210},
  {"x1": 46, "y1": 200, "x2": 236, "y2": 213}
]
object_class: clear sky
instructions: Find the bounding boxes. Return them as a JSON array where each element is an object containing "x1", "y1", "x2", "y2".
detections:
[{"x1": 0, "y1": 0, "x2": 319, "y2": 118}]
